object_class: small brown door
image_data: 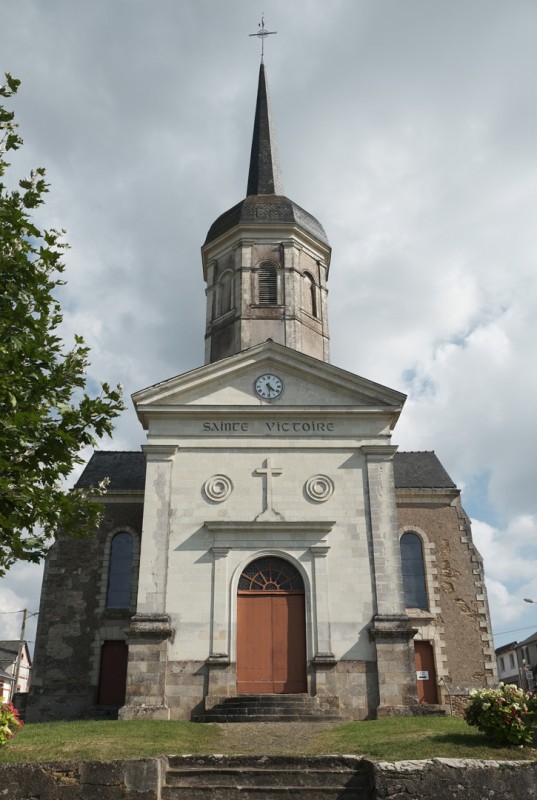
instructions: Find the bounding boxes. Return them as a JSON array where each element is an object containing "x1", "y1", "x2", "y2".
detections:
[
  {"x1": 97, "y1": 640, "x2": 128, "y2": 706},
  {"x1": 236, "y1": 557, "x2": 307, "y2": 694},
  {"x1": 414, "y1": 640, "x2": 438, "y2": 704}
]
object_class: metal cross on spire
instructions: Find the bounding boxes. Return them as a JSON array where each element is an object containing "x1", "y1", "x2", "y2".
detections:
[{"x1": 249, "y1": 13, "x2": 277, "y2": 62}]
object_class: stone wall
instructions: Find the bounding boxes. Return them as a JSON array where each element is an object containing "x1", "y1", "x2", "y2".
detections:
[
  {"x1": 27, "y1": 496, "x2": 143, "y2": 722},
  {"x1": 0, "y1": 758, "x2": 164, "y2": 799},
  {"x1": 396, "y1": 490, "x2": 496, "y2": 704},
  {"x1": 1, "y1": 757, "x2": 535, "y2": 799}
]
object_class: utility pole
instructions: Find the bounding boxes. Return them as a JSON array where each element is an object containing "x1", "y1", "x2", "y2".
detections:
[{"x1": 10, "y1": 608, "x2": 27, "y2": 702}]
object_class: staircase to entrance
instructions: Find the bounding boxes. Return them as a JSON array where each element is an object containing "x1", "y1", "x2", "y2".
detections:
[
  {"x1": 161, "y1": 755, "x2": 373, "y2": 799},
  {"x1": 193, "y1": 693, "x2": 342, "y2": 723}
]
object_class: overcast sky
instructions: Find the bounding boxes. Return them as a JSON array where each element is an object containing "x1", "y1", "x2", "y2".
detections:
[{"x1": 1, "y1": 0, "x2": 537, "y2": 657}]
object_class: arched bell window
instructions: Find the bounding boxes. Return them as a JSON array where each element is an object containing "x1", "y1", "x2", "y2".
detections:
[
  {"x1": 257, "y1": 262, "x2": 278, "y2": 306},
  {"x1": 303, "y1": 272, "x2": 318, "y2": 317},
  {"x1": 219, "y1": 270, "x2": 234, "y2": 315},
  {"x1": 400, "y1": 532, "x2": 428, "y2": 610},
  {"x1": 106, "y1": 532, "x2": 134, "y2": 609}
]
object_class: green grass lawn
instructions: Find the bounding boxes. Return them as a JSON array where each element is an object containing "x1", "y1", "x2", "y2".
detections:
[{"x1": 0, "y1": 717, "x2": 535, "y2": 764}]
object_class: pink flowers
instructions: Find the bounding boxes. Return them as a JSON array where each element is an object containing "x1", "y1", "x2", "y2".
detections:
[{"x1": 0, "y1": 701, "x2": 24, "y2": 747}]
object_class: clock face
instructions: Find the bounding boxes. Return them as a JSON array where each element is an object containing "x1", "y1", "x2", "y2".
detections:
[{"x1": 255, "y1": 373, "x2": 284, "y2": 400}]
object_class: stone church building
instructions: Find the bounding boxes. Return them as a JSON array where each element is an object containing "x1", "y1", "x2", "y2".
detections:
[{"x1": 28, "y1": 64, "x2": 496, "y2": 723}]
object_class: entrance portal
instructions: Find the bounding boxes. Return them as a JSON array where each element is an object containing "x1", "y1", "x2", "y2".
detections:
[
  {"x1": 414, "y1": 640, "x2": 439, "y2": 704},
  {"x1": 237, "y1": 557, "x2": 307, "y2": 694}
]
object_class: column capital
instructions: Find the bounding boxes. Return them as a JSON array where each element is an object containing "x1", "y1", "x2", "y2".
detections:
[
  {"x1": 310, "y1": 545, "x2": 330, "y2": 557},
  {"x1": 211, "y1": 546, "x2": 230, "y2": 559},
  {"x1": 361, "y1": 445, "x2": 399, "y2": 460},
  {"x1": 141, "y1": 444, "x2": 179, "y2": 462}
]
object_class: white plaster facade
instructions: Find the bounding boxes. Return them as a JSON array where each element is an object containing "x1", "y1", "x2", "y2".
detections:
[{"x1": 118, "y1": 341, "x2": 418, "y2": 720}]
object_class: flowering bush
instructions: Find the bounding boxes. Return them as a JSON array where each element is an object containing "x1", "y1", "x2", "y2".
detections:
[
  {"x1": 0, "y1": 702, "x2": 24, "y2": 747},
  {"x1": 465, "y1": 683, "x2": 537, "y2": 746}
]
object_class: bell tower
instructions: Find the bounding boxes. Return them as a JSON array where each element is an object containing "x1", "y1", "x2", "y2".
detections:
[{"x1": 202, "y1": 63, "x2": 331, "y2": 364}]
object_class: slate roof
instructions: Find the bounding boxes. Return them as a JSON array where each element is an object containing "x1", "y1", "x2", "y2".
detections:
[
  {"x1": 393, "y1": 451, "x2": 457, "y2": 489},
  {"x1": 74, "y1": 451, "x2": 146, "y2": 490},
  {"x1": 204, "y1": 63, "x2": 329, "y2": 248},
  {"x1": 204, "y1": 194, "x2": 329, "y2": 247},
  {"x1": 518, "y1": 630, "x2": 537, "y2": 647},
  {"x1": 247, "y1": 63, "x2": 283, "y2": 196},
  {"x1": 75, "y1": 450, "x2": 456, "y2": 492}
]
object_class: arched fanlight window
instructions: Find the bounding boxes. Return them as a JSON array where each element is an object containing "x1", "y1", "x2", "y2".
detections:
[
  {"x1": 303, "y1": 272, "x2": 318, "y2": 317},
  {"x1": 106, "y1": 532, "x2": 134, "y2": 609},
  {"x1": 400, "y1": 532, "x2": 428, "y2": 610},
  {"x1": 238, "y1": 556, "x2": 304, "y2": 592},
  {"x1": 258, "y1": 263, "x2": 278, "y2": 306}
]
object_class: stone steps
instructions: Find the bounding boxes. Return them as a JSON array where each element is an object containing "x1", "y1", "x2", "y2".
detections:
[
  {"x1": 193, "y1": 694, "x2": 341, "y2": 723},
  {"x1": 162, "y1": 756, "x2": 372, "y2": 799}
]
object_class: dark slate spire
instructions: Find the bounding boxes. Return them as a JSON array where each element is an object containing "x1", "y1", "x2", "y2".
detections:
[{"x1": 246, "y1": 63, "x2": 283, "y2": 196}]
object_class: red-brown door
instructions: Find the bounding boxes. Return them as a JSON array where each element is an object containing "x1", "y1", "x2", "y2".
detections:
[
  {"x1": 97, "y1": 640, "x2": 128, "y2": 706},
  {"x1": 237, "y1": 593, "x2": 307, "y2": 693},
  {"x1": 414, "y1": 640, "x2": 438, "y2": 704}
]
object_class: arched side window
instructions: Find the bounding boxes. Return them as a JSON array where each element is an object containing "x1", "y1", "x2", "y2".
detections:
[
  {"x1": 303, "y1": 272, "x2": 318, "y2": 317},
  {"x1": 106, "y1": 532, "x2": 134, "y2": 609},
  {"x1": 257, "y1": 262, "x2": 278, "y2": 306},
  {"x1": 400, "y1": 532, "x2": 428, "y2": 610}
]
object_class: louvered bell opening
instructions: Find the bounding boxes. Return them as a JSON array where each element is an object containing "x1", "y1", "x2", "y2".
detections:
[{"x1": 258, "y1": 263, "x2": 277, "y2": 305}]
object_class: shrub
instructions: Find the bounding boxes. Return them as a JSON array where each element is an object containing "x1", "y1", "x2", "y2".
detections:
[
  {"x1": 0, "y1": 702, "x2": 24, "y2": 747},
  {"x1": 465, "y1": 683, "x2": 537, "y2": 746}
]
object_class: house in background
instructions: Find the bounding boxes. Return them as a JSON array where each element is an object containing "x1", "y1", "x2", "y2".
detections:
[
  {"x1": 517, "y1": 631, "x2": 537, "y2": 690},
  {"x1": 495, "y1": 641, "x2": 520, "y2": 686},
  {"x1": 0, "y1": 641, "x2": 32, "y2": 702},
  {"x1": 495, "y1": 634, "x2": 537, "y2": 691}
]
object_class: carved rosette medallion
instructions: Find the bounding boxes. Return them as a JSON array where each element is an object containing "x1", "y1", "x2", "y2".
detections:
[
  {"x1": 204, "y1": 474, "x2": 233, "y2": 503},
  {"x1": 305, "y1": 474, "x2": 334, "y2": 502}
]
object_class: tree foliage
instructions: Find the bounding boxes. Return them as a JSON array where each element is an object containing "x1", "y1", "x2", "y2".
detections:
[{"x1": 0, "y1": 74, "x2": 124, "y2": 575}]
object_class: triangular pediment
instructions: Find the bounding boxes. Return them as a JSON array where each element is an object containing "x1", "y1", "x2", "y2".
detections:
[{"x1": 133, "y1": 342, "x2": 405, "y2": 429}]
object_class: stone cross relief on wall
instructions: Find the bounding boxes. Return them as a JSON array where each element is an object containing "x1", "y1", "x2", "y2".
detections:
[{"x1": 254, "y1": 457, "x2": 284, "y2": 521}]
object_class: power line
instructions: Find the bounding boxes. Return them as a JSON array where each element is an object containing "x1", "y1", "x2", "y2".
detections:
[{"x1": 493, "y1": 623, "x2": 537, "y2": 637}]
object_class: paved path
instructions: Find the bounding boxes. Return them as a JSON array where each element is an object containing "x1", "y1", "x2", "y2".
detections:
[{"x1": 213, "y1": 721, "x2": 342, "y2": 755}]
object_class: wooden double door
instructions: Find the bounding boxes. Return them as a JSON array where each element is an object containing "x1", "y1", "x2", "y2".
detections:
[
  {"x1": 235, "y1": 556, "x2": 307, "y2": 694},
  {"x1": 237, "y1": 592, "x2": 307, "y2": 693}
]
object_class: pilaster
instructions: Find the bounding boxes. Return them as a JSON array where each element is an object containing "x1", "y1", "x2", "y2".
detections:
[
  {"x1": 363, "y1": 445, "x2": 418, "y2": 715},
  {"x1": 120, "y1": 445, "x2": 177, "y2": 720}
]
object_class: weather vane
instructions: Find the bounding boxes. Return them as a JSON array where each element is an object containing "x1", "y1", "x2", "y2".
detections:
[{"x1": 249, "y1": 13, "x2": 277, "y2": 62}]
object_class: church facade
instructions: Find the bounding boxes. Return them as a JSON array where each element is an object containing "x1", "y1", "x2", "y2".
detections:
[{"x1": 28, "y1": 64, "x2": 496, "y2": 723}]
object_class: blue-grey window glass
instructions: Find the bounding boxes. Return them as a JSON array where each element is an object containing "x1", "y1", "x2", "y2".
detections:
[
  {"x1": 106, "y1": 532, "x2": 134, "y2": 608},
  {"x1": 400, "y1": 532, "x2": 428, "y2": 610}
]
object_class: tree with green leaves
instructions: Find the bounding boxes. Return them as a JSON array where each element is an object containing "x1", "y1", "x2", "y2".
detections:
[{"x1": 0, "y1": 74, "x2": 125, "y2": 575}]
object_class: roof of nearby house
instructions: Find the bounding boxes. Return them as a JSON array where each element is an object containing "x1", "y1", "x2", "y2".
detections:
[
  {"x1": 0, "y1": 666, "x2": 14, "y2": 682},
  {"x1": 495, "y1": 641, "x2": 518, "y2": 655},
  {"x1": 75, "y1": 450, "x2": 457, "y2": 492},
  {"x1": 518, "y1": 630, "x2": 537, "y2": 647},
  {"x1": 0, "y1": 642, "x2": 31, "y2": 669}
]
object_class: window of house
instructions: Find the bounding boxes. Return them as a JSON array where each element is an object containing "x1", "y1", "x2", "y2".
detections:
[
  {"x1": 106, "y1": 532, "x2": 134, "y2": 609},
  {"x1": 303, "y1": 272, "x2": 318, "y2": 317},
  {"x1": 499, "y1": 656, "x2": 505, "y2": 672},
  {"x1": 258, "y1": 263, "x2": 278, "y2": 305},
  {"x1": 509, "y1": 653, "x2": 516, "y2": 669},
  {"x1": 400, "y1": 532, "x2": 428, "y2": 610}
]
